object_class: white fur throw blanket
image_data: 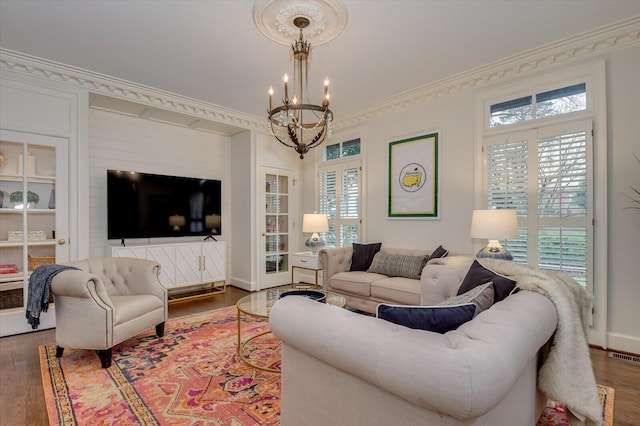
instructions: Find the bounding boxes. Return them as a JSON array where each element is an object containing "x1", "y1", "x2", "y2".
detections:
[{"x1": 480, "y1": 259, "x2": 602, "y2": 426}]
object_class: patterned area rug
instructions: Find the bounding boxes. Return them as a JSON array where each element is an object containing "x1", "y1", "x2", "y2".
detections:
[
  {"x1": 537, "y1": 385, "x2": 615, "y2": 426},
  {"x1": 40, "y1": 306, "x2": 281, "y2": 425}
]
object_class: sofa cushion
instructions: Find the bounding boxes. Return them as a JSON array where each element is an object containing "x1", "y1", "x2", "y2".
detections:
[
  {"x1": 371, "y1": 276, "x2": 421, "y2": 305},
  {"x1": 329, "y1": 271, "x2": 385, "y2": 297},
  {"x1": 429, "y1": 245, "x2": 449, "y2": 260},
  {"x1": 376, "y1": 302, "x2": 475, "y2": 333},
  {"x1": 457, "y1": 260, "x2": 516, "y2": 303},
  {"x1": 437, "y1": 282, "x2": 494, "y2": 317},
  {"x1": 367, "y1": 252, "x2": 428, "y2": 279},
  {"x1": 350, "y1": 242, "x2": 382, "y2": 271}
]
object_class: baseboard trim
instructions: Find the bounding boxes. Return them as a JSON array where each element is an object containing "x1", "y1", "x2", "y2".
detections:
[
  {"x1": 229, "y1": 277, "x2": 254, "y2": 292},
  {"x1": 607, "y1": 332, "x2": 640, "y2": 356}
]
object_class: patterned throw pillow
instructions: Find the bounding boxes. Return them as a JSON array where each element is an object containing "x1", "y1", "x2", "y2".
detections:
[
  {"x1": 437, "y1": 282, "x2": 494, "y2": 317},
  {"x1": 367, "y1": 252, "x2": 429, "y2": 279}
]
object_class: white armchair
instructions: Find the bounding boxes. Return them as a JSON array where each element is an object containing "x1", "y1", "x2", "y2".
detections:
[{"x1": 50, "y1": 257, "x2": 168, "y2": 368}]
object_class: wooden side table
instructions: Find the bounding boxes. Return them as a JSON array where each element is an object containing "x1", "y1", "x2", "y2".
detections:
[{"x1": 290, "y1": 251, "x2": 322, "y2": 288}]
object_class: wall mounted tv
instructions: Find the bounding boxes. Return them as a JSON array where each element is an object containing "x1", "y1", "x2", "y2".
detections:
[{"x1": 107, "y1": 170, "x2": 222, "y2": 240}]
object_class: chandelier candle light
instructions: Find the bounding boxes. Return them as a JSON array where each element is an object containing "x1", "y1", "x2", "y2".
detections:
[{"x1": 268, "y1": 16, "x2": 333, "y2": 159}]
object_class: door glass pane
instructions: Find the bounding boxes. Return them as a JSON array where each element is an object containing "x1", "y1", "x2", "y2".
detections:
[
  {"x1": 0, "y1": 140, "x2": 57, "y2": 312},
  {"x1": 264, "y1": 172, "x2": 289, "y2": 276}
]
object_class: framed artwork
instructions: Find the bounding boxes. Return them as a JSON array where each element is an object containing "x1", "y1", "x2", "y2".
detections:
[{"x1": 388, "y1": 132, "x2": 439, "y2": 218}]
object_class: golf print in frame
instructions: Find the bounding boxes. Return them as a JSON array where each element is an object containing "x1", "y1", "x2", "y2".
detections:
[{"x1": 388, "y1": 132, "x2": 439, "y2": 218}]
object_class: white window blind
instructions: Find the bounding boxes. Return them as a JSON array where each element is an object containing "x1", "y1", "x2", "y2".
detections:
[
  {"x1": 486, "y1": 135, "x2": 529, "y2": 262},
  {"x1": 319, "y1": 160, "x2": 361, "y2": 247},
  {"x1": 484, "y1": 120, "x2": 592, "y2": 289}
]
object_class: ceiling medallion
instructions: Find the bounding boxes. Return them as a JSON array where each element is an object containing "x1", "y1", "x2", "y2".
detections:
[{"x1": 253, "y1": 0, "x2": 348, "y2": 46}]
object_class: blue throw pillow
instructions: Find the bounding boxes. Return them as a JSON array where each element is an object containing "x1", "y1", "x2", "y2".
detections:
[
  {"x1": 376, "y1": 303, "x2": 475, "y2": 334},
  {"x1": 429, "y1": 245, "x2": 449, "y2": 259},
  {"x1": 457, "y1": 260, "x2": 516, "y2": 303}
]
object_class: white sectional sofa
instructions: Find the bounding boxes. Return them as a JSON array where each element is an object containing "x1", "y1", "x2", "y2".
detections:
[{"x1": 270, "y1": 256, "x2": 559, "y2": 425}]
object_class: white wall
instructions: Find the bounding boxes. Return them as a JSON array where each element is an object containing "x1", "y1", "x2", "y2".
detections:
[
  {"x1": 307, "y1": 44, "x2": 640, "y2": 353},
  {"x1": 88, "y1": 109, "x2": 231, "y2": 265},
  {"x1": 605, "y1": 45, "x2": 640, "y2": 353},
  {"x1": 323, "y1": 90, "x2": 476, "y2": 254}
]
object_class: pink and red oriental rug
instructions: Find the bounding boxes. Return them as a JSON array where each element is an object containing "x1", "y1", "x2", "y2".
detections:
[{"x1": 40, "y1": 306, "x2": 280, "y2": 425}]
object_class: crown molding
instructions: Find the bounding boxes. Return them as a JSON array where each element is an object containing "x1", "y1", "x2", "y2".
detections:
[
  {"x1": 334, "y1": 16, "x2": 640, "y2": 131},
  {"x1": 0, "y1": 48, "x2": 267, "y2": 135},
  {"x1": 1, "y1": 16, "x2": 639, "y2": 134}
]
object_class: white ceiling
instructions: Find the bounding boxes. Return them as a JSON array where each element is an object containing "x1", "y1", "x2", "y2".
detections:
[{"x1": 2, "y1": 0, "x2": 640, "y2": 121}]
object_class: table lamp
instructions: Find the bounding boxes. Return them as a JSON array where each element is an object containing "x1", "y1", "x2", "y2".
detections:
[
  {"x1": 470, "y1": 209, "x2": 518, "y2": 260},
  {"x1": 169, "y1": 214, "x2": 185, "y2": 231},
  {"x1": 302, "y1": 213, "x2": 329, "y2": 254}
]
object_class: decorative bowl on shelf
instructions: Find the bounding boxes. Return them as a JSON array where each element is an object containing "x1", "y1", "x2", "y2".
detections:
[{"x1": 9, "y1": 191, "x2": 39, "y2": 208}]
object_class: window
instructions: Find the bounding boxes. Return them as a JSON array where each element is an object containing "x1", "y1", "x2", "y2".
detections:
[
  {"x1": 318, "y1": 156, "x2": 361, "y2": 248},
  {"x1": 477, "y1": 61, "x2": 607, "y2": 345},
  {"x1": 324, "y1": 138, "x2": 361, "y2": 160},
  {"x1": 490, "y1": 83, "x2": 586, "y2": 128},
  {"x1": 485, "y1": 122, "x2": 592, "y2": 287}
]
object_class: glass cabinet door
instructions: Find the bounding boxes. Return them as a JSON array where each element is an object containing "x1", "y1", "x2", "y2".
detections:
[
  {"x1": 0, "y1": 132, "x2": 69, "y2": 336},
  {"x1": 261, "y1": 170, "x2": 292, "y2": 289}
]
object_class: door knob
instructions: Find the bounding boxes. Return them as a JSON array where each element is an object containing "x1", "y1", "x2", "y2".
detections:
[{"x1": 57, "y1": 239, "x2": 66, "y2": 245}]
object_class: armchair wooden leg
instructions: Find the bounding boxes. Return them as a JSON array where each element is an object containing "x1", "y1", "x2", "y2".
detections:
[
  {"x1": 156, "y1": 322, "x2": 165, "y2": 337},
  {"x1": 55, "y1": 346, "x2": 64, "y2": 358},
  {"x1": 97, "y1": 349, "x2": 112, "y2": 368}
]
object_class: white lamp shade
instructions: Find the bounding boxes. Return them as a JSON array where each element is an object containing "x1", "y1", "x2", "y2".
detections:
[
  {"x1": 470, "y1": 209, "x2": 518, "y2": 239},
  {"x1": 302, "y1": 213, "x2": 329, "y2": 233}
]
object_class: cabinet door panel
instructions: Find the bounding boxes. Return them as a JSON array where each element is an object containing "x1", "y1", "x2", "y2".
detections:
[
  {"x1": 175, "y1": 244, "x2": 201, "y2": 286},
  {"x1": 146, "y1": 246, "x2": 176, "y2": 288},
  {"x1": 201, "y1": 242, "x2": 225, "y2": 282}
]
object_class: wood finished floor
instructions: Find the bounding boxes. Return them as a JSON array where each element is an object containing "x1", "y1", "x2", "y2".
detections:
[{"x1": 1, "y1": 286, "x2": 639, "y2": 426}]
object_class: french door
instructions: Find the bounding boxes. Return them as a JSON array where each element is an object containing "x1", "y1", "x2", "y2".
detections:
[
  {"x1": 0, "y1": 130, "x2": 70, "y2": 336},
  {"x1": 259, "y1": 167, "x2": 295, "y2": 289}
]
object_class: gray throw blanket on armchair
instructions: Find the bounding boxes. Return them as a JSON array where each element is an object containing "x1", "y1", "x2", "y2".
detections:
[
  {"x1": 481, "y1": 259, "x2": 602, "y2": 426},
  {"x1": 26, "y1": 263, "x2": 79, "y2": 329}
]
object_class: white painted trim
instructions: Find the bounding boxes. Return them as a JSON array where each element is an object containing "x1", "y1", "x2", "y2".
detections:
[{"x1": 607, "y1": 332, "x2": 640, "y2": 356}]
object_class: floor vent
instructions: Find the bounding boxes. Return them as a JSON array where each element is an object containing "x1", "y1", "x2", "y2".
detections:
[{"x1": 608, "y1": 351, "x2": 640, "y2": 364}]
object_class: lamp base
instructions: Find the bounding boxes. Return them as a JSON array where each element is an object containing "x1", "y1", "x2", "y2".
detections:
[
  {"x1": 305, "y1": 233, "x2": 326, "y2": 254},
  {"x1": 475, "y1": 245, "x2": 513, "y2": 261}
]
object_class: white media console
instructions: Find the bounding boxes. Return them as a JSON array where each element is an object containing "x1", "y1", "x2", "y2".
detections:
[{"x1": 110, "y1": 241, "x2": 226, "y2": 302}]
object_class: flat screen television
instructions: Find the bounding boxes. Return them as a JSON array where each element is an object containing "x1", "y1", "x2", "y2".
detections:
[{"x1": 107, "y1": 170, "x2": 221, "y2": 240}]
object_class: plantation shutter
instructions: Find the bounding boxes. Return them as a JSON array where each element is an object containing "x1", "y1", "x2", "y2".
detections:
[
  {"x1": 485, "y1": 132, "x2": 529, "y2": 262},
  {"x1": 536, "y1": 122, "x2": 592, "y2": 287},
  {"x1": 483, "y1": 120, "x2": 593, "y2": 291},
  {"x1": 319, "y1": 160, "x2": 361, "y2": 247}
]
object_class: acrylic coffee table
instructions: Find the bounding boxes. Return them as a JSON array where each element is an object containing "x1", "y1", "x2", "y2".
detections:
[{"x1": 236, "y1": 288, "x2": 346, "y2": 373}]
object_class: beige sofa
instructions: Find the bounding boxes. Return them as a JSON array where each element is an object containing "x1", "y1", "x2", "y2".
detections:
[
  {"x1": 270, "y1": 256, "x2": 559, "y2": 425},
  {"x1": 319, "y1": 246, "x2": 465, "y2": 313}
]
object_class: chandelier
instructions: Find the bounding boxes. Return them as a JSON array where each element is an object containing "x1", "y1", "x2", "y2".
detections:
[{"x1": 267, "y1": 16, "x2": 333, "y2": 159}]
